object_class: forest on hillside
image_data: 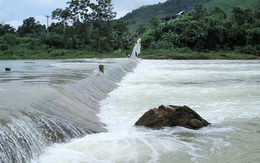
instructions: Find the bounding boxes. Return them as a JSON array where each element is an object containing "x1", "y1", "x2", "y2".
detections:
[
  {"x1": 121, "y1": 0, "x2": 260, "y2": 32},
  {"x1": 121, "y1": 0, "x2": 212, "y2": 31},
  {"x1": 142, "y1": 4, "x2": 260, "y2": 55}
]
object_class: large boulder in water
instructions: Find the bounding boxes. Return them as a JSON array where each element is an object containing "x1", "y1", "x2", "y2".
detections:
[{"x1": 134, "y1": 105, "x2": 210, "y2": 130}]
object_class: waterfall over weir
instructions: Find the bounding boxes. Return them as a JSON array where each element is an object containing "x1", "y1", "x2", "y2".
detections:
[
  {"x1": 0, "y1": 58, "x2": 138, "y2": 163},
  {"x1": 129, "y1": 38, "x2": 141, "y2": 59}
]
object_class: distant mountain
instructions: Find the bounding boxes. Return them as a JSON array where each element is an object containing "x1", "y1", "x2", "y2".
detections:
[{"x1": 120, "y1": 0, "x2": 260, "y2": 32}]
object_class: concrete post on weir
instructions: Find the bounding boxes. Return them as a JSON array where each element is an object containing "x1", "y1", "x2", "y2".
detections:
[
  {"x1": 99, "y1": 65, "x2": 104, "y2": 73},
  {"x1": 5, "y1": 68, "x2": 11, "y2": 71}
]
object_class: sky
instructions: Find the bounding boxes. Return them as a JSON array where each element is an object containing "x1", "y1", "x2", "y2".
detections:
[{"x1": 0, "y1": 0, "x2": 166, "y2": 29}]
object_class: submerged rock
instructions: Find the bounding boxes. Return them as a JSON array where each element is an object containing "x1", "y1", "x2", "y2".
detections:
[{"x1": 134, "y1": 105, "x2": 210, "y2": 130}]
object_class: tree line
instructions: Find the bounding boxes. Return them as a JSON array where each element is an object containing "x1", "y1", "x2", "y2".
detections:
[
  {"x1": 142, "y1": 4, "x2": 260, "y2": 55},
  {"x1": 0, "y1": 1, "x2": 259, "y2": 59},
  {"x1": 0, "y1": 0, "x2": 133, "y2": 59}
]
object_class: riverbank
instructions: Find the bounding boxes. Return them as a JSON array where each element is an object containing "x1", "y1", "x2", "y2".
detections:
[{"x1": 0, "y1": 48, "x2": 259, "y2": 60}]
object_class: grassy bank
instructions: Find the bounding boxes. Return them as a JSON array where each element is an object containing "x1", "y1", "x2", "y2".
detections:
[{"x1": 0, "y1": 48, "x2": 259, "y2": 60}]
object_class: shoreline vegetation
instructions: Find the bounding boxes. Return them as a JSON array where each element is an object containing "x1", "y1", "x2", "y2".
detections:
[
  {"x1": 1, "y1": 1, "x2": 259, "y2": 60},
  {"x1": 0, "y1": 48, "x2": 259, "y2": 60}
]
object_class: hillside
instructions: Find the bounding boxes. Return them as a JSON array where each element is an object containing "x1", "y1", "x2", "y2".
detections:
[
  {"x1": 204, "y1": 0, "x2": 260, "y2": 13},
  {"x1": 121, "y1": 0, "x2": 211, "y2": 31},
  {"x1": 121, "y1": 0, "x2": 260, "y2": 32}
]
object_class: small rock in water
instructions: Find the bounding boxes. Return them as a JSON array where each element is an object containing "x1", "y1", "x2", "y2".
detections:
[{"x1": 134, "y1": 105, "x2": 210, "y2": 130}]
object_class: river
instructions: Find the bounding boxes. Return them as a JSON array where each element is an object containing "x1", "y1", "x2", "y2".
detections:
[
  {"x1": 0, "y1": 58, "x2": 137, "y2": 162},
  {"x1": 33, "y1": 59, "x2": 260, "y2": 163}
]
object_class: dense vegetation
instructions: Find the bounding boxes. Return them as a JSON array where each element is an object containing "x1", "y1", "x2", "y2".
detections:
[
  {"x1": 0, "y1": 0, "x2": 132, "y2": 59},
  {"x1": 141, "y1": 4, "x2": 260, "y2": 57},
  {"x1": 121, "y1": 0, "x2": 211, "y2": 31},
  {"x1": 204, "y1": 0, "x2": 260, "y2": 13},
  {"x1": 121, "y1": 0, "x2": 260, "y2": 31},
  {"x1": 0, "y1": 0, "x2": 259, "y2": 59}
]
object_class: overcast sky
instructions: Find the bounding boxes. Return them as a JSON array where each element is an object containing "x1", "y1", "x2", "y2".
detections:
[{"x1": 0, "y1": 0, "x2": 166, "y2": 29}]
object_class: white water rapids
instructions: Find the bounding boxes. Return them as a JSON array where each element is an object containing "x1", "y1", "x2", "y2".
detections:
[{"x1": 35, "y1": 60, "x2": 260, "y2": 163}]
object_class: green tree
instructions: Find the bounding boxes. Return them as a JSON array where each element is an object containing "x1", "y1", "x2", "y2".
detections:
[
  {"x1": 162, "y1": 30, "x2": 175, "y2": 43},
  {"x1": 2, "y1": 33, "x2": 17, "y2": 47},
  {"x1": 0, "y1": 23, "x2": 16, "y2": 36},
  {"x1": 17, "y1": 17, "x2": 45, "y2": 37},
  {"x1": 232, "y1": 6, "x2": 254, "y2": 25},
  {"x1": 228, "y1": 6, "x2": 253, "y2": 47},
  {"x1": 142, "y1": 28, "x2": 155, "y2": 49},
  {"x1": 52, "y1": 8, "x2": 71, "y2": 23},
  {"x1": 206, "y1": 19, "x2": 226, "y2": 49},
  {"x1": 67, "y1": 0, "x2": 116, "y2": 23},
  {"x1": 209, "y1": 6, "x2": 227, "y2": 20},
  {"x1": 136, "y1": 24, "x2": 147, "y2": 35},
  {"x1": 90, "y1": 0, "x2": 116, "y2": 22},
  {"x1": 51, "y1": 7, "x2": 71, "y2": 32},
  {"x1": 205, "y1": 6, "x2": 228, "y2": 50},
  {"x1": 192, "y1": 3, "x2": 208, "y2": 20},
  {"x1": 181, "y1": 20, "x2": 206, "y2": 48},
  {"x1": 67, "y1": 0, "x2": 116, "y2": 51},
  {"x1": 149, "y1": 17, "x2": 161, "y2": 28},
  {"x1": 91, "y1": 0, "x2": 116, "y2": 51},
  {"x1": 107, "y1": 20, "x2": 130, "y2": 51},
  {"x1": 67, "y1": 0, "x2": 92, "y2": 22}
]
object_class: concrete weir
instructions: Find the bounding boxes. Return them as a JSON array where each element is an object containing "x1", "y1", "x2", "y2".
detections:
[{"x1": 0, "y1": 58, "x2": 138, "y2": 163}]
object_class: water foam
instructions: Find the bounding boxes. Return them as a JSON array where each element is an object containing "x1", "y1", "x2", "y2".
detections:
[
  {"x1": 35, "y1": 60, "x2": 260, "y2": 163},
  {"x1": 0, "y1": 59, "x2": 138, "y2": 163}
]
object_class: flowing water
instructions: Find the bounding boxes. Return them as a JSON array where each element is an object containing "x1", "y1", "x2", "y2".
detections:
[
  {"x1": 0, "y1": 58, "x2": 137, "y2": 163},
  {"x1": 33, "y1": 60, "x2": 260, "y2": 163}
]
